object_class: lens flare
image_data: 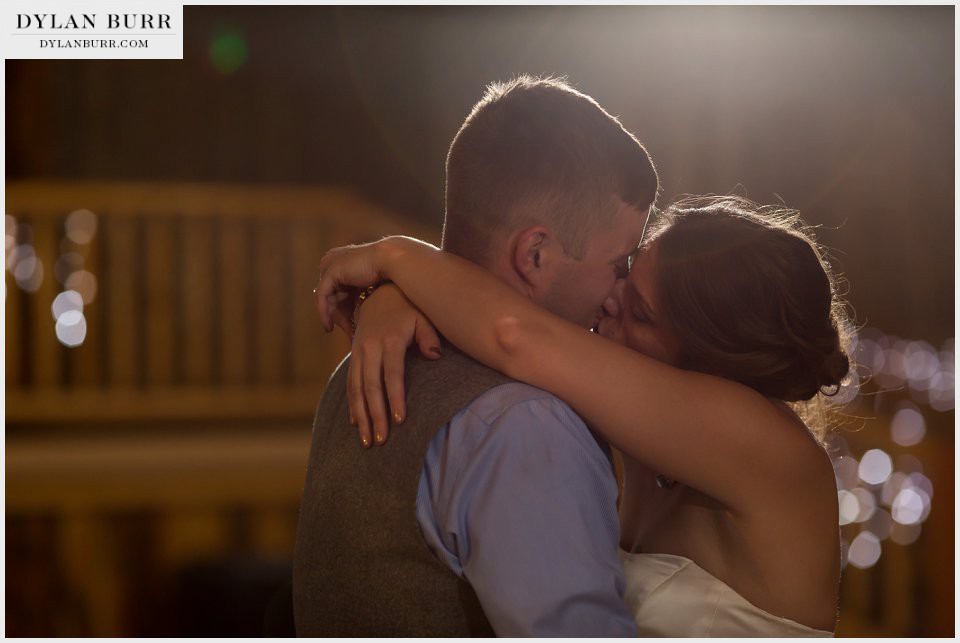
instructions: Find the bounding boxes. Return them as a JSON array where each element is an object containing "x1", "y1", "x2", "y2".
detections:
[
  {"x1": 51, "y1": 289, "x2": 84, "y2": 320},
  {"x1": 858, "y1": 449, "x2": 893, "y2": 486},
  {"x1": 209, "y1": 25, "x2": 248, "y2": 75},
  {"x1": 890, "y1": 404, "x2": 926, "y2": 446},
  {"x1": 847, "y1": 531, "x2": 882, "y2": 569},
  {"x1": 65, "y1": 209, "x2": 98, "y2": 244},
  {"x1": 55, "y1": 309, "x2": 87, "y2": 347}
]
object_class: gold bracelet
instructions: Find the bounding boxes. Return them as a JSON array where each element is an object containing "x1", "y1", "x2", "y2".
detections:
[{"x1": 350, "y1": 283, "x2": 381, "y2": 335}]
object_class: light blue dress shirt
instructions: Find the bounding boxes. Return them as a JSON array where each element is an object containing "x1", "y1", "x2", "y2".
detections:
[{"x1": 415, "y1": 382, "x2": 638, "y2": 637}]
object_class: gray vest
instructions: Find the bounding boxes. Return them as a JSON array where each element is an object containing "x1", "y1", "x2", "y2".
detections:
[{"x1": 293, "y1": 342, "x2": 513, "y2": 636}]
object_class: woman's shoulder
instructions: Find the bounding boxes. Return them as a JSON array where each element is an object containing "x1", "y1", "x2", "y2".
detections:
[
  {"x1": 730, "y1": 398, "x2": 838, "y2": 530},
  {"x1": 759, "y1": 399, "x2": 836, "y2": 475}
]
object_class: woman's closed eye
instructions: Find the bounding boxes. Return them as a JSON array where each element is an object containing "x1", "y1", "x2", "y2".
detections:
[
  {"x1": 612, "y1": 256, "x2": 631, "y2": 279},
  {"x1": 630, "y1": 307, "x2": 650, "y2": 324}
]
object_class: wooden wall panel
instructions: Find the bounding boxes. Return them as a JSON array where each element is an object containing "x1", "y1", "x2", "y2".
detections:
[
  {"x1": 218, "y1": 218, "x2": 249, "y2": 387},
  {"x1": 58, "y1": 515, "x2": 123, "y2": 636},
  {"x1": 6, "y1": 181, "x2": 437, "y2": 415},
  {"x1": 29, "y1": 216, "x2": 61, "y2": 388},
  {"x1": 104, "y1": 218, "x2": 138, "y2": 387},
  {"x1": 143, "y1": 219, "x2": 176, "y2": 386},
  {"x1": 290, "y1": 216, "x2": 330, "y2": 384},
  {"x1": 253, "y1": 218, "x2": 288, "y2": 387},
  {"x1": 6, "y1": 271, "x2": 23, "y2": 387},
  {"x1": 181, "y1": 217, "x2": 214, "y2": 386}
]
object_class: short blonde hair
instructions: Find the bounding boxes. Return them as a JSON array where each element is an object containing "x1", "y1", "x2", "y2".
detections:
[{"x1": 442, "y1": 75, "x2": 659, "y2": 265}]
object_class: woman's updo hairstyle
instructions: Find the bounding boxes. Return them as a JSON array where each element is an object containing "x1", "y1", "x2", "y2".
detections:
[{"x1": 644, "y1": 195, "x2": 852, "y2": 407}]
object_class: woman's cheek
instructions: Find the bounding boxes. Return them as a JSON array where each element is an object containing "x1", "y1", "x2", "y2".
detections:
[{"x1": 624, "y1": 325, "x2": 665, "y2": 362}]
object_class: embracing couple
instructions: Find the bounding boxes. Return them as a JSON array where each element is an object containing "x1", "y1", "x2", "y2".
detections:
[{"x1": 293, "y1": 76, "x2": 847, "y2": 637}]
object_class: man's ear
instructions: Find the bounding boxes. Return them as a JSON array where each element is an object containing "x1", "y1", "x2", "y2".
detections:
[{"x1": 511, "y1": 226, "x2": 554, "y2": 292}]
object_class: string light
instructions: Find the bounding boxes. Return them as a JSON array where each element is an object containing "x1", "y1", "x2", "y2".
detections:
[
  {"x1": 830, "y1": 326, "x2": 947, "y2": 571},
  {"x1": 847, "y1": 531, "x2": 882, "y2": 569}
]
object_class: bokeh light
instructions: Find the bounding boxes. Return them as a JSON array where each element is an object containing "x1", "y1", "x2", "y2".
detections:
[
  {"x1": 209, "y1": 25, "x2": 249, "y2": 75},
  {"x1": 906, "y1": 472, "x2": 933, "y2": 500},
  {"x1": 847, "y1": 531, "x2": 882, "y2": 569},
  {"x1": 890, "y1": 403, "x2": 926, "y2": 446},
  {"x1": 856, "y1": 336, "x2": 883, "y2": 378},
  {"x1": 65, "y1": 269, "x2": 98, "y2": 304},
  {"x1": 15, "y1": 222, "x2": 34, "y2": 246},
  {"x1": 864, "y1": 508, "x2": 893, "y2": 541},
  {"x1": 7, "y1": 243, "x2": 34, "y2": 272},
  {"x1": 831, "y1": 371, "x2": 861, "y2": 407},
  {"x1": 55, "y1": 309, "x2": 87, "y2": 347},
  {"x1": 881, "y1": 471, "x2": 909, "y2": 507},
  {"x1": 874, "y1": 337, "x2": 907, "y2": 388},
  {"x1": 834, "y1": 455, "x2": 859, "y2": 490},
  {"x1": 14, "y1": 254, "x2": 43, "y2": 292},
  {"x1": 851, "y1": 487, "x2": 876, "y2": 523},
  {"x1": 858, "y1": 449, "x2": 893, "y2": 486},
  {"x1": 925, "y1": 339, "x2": 954, "y2": 411},
  {"x1": 51, "y1": 290, "x2": 84, "y2": 320},
  {"x1": 889, "y1": 521, "x2": 922, "y2": 546},
  {"x1": 894, "y1": 454, "x2": 923, "y2": 475},
  {"x1": 7, "y1": 213, "x2": 103, "y2": 346},
  {"x1": 838, "y1": 490, "x2": 860, "y2": 526},
  {"x1": 65, "y1": 209, "x2": 98, "y2": 244},
  {"x1": 904, "y1": 341, "x2": 939, "y2": 387},
  {"x1": 55, "y1": 252, "x2": 86, "y2": 284},
  {"x1": 891, "y1": 488, "x2": 928, "y2": 526},
  {"x1": 5, "y1": 214, "x2": 17, "y2": 252},
  {"x1": 854, "y1": 328, "x2": 954, "y2": 407}
]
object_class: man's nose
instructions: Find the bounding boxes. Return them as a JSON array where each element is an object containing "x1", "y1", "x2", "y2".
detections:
[{"x1": 602, "y1": 280, "x2": 625, "y2": 318}]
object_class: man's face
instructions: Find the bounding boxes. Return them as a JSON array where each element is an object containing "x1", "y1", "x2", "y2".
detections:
[
  {"x1": 540, "y1": 201, "x2": 649, "y2": 328},
  {"x1": 596, "y1": 240, "x2": 681, "y2": 365}
]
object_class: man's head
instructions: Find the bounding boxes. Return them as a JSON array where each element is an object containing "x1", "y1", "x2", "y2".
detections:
[{"x1": 441, "y1": 75, "x2": 659, "y2": 327}]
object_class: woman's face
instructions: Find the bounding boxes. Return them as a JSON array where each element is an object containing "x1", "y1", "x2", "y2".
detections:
[{"x1": 596, "y1": 241, "x2": 680, "y2": 365}]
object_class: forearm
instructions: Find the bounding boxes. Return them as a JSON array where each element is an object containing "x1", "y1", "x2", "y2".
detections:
[{"x1": 377, "y1": 237, "x2": 557, "y2": 377}]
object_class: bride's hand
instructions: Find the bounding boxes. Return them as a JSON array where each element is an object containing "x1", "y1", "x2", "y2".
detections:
[
  {"x1": 314, "y1": 241, "x2": 389, "y2": 332},
  {"x1": 315, "y1": 236, "x2": 436, "y2": 332},
  {"x1": 348, "y1": 283, "x2": 442, "y2": 448}
]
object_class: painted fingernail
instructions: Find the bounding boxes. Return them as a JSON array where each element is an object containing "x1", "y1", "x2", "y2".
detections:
[
  {"x1": 361, "y1": 436, "x2": 370, "y2": 448},
  {"x1": 349, "y1": 414, "x2": 356, "y2": 426},
  {"x1": 393, "y1": 410, "x2": 404, "y2": 424},
  {"x1": 375, "y1": 432, "x2": 384, "y2": 444}
]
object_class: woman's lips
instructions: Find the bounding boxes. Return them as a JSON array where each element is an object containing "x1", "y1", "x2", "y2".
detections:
[
  {"x1": 594, "y1": 314, "x2": 613, "y2": 337},
  {"x1": 590, "y1": 310, "x2": 606, "y2": 332}
]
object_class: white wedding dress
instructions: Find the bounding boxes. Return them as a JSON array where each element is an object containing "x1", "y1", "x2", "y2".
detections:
[{"x1": 619, "y1": 551, "x2": 834, "y2": 637}]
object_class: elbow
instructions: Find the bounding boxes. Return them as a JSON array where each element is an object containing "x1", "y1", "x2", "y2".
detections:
[{"x1": 492, "y1": 314, "x2": 530, "y2": 377}]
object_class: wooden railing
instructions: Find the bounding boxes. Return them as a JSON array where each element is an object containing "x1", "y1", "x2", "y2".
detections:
[
  {"x1": 5, "y1": 180, "x2": 439, "y2": 636},
  {"x1": 6, "y1": 180, "x2": 438, "y2": 426}
]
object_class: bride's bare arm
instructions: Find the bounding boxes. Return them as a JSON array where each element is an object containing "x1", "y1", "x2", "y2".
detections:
[{"x1": 317, "y1": 236, "x2": 827, "y2": 513}]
